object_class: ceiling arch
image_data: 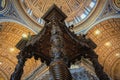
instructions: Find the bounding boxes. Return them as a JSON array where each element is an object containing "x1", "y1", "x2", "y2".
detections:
[
  {"x1": 87, "y1": 18, "x2": 120, "y2": 80},
  {"x1": 12, "y1": 0, "x2": 107, "y2": 33},
  {"x1": 0, "y1": 18, "x2": 39, "y2": 34},
  {"x1": 19, "y1": 0, "x2": 98, "y2": 26},
  {"x1": 0, "y1": 22, "x2": 41, "y2": 79},
  {"x1": 0, "y1": 1, "x2": 120, "y2": 80}
]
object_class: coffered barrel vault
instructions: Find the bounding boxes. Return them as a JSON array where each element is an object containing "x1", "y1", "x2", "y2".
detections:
[
  {"x1": 0, "y1": 0, "x2": 120, "y2": 80},
  {"x1": 87, "y1": 18, "x2": 120, "y2": 80},
  {"x1": 0, "y1": 22, "x2": 40, "y2": 79}
]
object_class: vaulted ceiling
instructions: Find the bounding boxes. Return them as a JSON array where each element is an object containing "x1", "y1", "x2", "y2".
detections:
[
  {"x1": 0, "y1": 0, "x2": 120, "y2": 80},
  {"x1": 16, "y1": 0, "x2": 107, "y2": 33},
  {"x1": 0, "y1": 22, "x2": 40, "y2": 80},
  {"x1": 0, "y1": 19, "x2": 120, "y2": 80},
  {"x1": 87, "y1": 18, "x2": 120, "y2": 80},
  {"x1": 20, "y1": 0, "x2": 98, "y2": 26}
]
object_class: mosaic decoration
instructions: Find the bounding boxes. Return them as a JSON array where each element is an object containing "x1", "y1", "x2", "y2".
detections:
[
  {"x1": 0, "y1": 0, "x2": 25, "y2": 24},
  {"x1": 20, "y1": 0, "x2": 97, "y2": 26},
  {"x1": 0, "y1": 0, "x2": 6, "y2": 11},
  {"x1": 114, "y1": 0, "x2": 120, "y2": 8},
  {"x1": 95, "y1": 0, "x2": 120, "y2": 22}
]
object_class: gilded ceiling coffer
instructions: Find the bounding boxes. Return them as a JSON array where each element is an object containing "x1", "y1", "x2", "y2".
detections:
[{"x1": 10, "y1": 5, "x2": 110, "y2": 80}]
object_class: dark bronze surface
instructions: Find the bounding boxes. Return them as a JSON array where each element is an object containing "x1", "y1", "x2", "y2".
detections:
[{"x1": 10, "y1": 4, "x2": 110, "y2": 80}]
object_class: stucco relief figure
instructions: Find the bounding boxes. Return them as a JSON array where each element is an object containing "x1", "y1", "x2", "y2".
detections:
[{"x1": 0, "y1": 0, "x2": 6, "y2": 11}]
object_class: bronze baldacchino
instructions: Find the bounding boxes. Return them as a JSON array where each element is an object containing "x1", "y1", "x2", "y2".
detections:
[{"x1": 10, "y1": 5, "x2": 110, "y2": 80}]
